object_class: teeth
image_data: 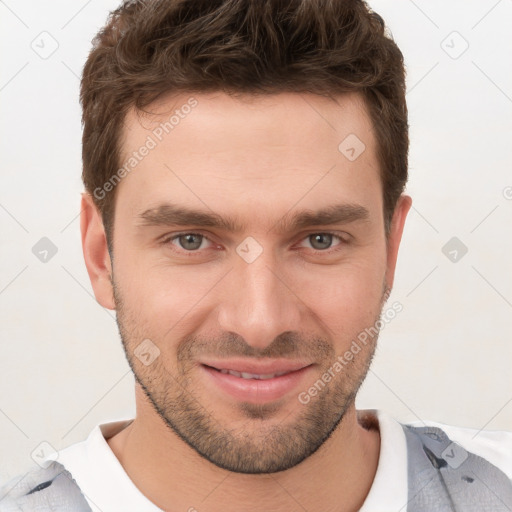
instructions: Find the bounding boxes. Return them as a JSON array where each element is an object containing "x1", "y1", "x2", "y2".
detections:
[{"x1": 218, "y1": 369, "x2": 289, "y2": 380}]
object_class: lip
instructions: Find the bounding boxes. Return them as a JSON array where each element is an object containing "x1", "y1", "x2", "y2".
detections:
[
  {"x1": 199, "y1": 360, "x2": 314, "y2": 404},
  {"x1": 200, "y1": 358, "x2": 312, "y2": 375}
]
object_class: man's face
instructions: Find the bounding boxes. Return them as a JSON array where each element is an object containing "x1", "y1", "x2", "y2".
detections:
[{"x1": 107, "y1": 91, "x2": 401, "y2": 473}]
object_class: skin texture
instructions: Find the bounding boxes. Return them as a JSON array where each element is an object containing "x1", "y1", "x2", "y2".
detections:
[{"x1": 81, "y1": 91, "x2": 411, "y2": 511}]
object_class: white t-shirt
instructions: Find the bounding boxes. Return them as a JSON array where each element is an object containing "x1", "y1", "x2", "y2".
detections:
[{"x1": 43, "y1": 409, "x2": 512, "y2": 512}]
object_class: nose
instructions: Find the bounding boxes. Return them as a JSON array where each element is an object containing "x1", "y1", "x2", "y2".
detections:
[{"x1": 216, "y1": 245, "x2": 304, "y2": 351}]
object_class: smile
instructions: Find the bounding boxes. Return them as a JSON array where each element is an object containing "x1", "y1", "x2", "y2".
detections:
[
  {"x1": 199, "y1": 361, "x2": 314, "y2": 403},
  {"x1": 215, "y1": 368, "x2": 291, "y2": 380}
]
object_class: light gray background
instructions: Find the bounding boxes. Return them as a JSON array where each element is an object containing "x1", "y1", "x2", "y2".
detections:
[{"x1": 1, "y1": 0, "x2": 511, "y2": 485}]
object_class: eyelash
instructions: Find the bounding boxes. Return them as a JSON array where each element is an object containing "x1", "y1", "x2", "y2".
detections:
[{"x1": 160, "y1": 231, "x2": 349, "y2": 256}]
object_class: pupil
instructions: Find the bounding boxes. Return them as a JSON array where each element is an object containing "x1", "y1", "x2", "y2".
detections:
[
  {"x1": 311, "y1": 233, "x2": 332, "y2": 250},
  {"x1": 181, "y1": 234, "x2": 202, "y2": 250},
  {"x1": 178, "y1": 234, "x2": 333, "y2": 251}
]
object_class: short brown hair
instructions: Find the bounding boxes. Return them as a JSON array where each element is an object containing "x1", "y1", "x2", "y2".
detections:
[{"x1": 80, "y1": 0, "x2": 408, "y2": 251}]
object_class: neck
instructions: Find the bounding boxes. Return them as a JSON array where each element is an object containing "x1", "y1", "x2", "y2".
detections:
[{"x1": 107, "y1": 389, "x2": 380, "y2": 512}]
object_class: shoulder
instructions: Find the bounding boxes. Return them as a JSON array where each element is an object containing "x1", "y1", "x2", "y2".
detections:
[
  {"x1": 400, "y1": 419, "x2": 512, "y2": 509},
  {"x1": 0, "y1": 461, "x2": 91, "y2": 512},
  {"x1": 406, "y1": 418, "x2": 512, "y2": 481}
]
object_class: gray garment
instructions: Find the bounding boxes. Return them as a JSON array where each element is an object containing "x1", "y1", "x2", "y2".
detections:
[
  {"x1": 403, "y1": 424, "x2": 512, "y2": 511},
  {"x1": 0, "y1": 460, "x2": 92, "y2": 511},
  {"x1": 0, "y1": 425, "x2": 511, "y2": 511}
]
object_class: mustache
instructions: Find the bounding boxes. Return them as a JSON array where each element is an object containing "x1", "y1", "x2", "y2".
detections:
[
  {"x1": 177, "y1": 331, "x2": 334, "y2": 362},
  {"x1": 177, "y1": 283, "x2": 390, "y2": 363}
]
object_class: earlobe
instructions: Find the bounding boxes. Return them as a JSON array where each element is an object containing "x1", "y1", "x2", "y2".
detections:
[
  {"x1": 80, "y1": 193, "x2": 115, "y2": 310},
  {"x1": 385, "y1": 194, "x2": 412, "y2": 292}
]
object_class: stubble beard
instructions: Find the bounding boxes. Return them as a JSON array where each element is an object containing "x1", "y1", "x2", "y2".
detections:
[{"x1": 113, "y1": 280, "x2": 386, "y2": 474}]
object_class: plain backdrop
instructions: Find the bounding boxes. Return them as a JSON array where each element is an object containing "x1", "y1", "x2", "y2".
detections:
[{"x1": 1, "y1": 0, "x2": 511, "y2": 485}]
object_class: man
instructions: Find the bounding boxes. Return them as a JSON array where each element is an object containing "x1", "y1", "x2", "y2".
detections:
[{"x1": 1, "y1": 0, "x2": 511, "y2": 511}]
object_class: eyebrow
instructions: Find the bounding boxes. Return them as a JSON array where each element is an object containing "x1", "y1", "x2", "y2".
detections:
[{"x1": 136, "y1": 202, "x2": 370, "y2": 234}]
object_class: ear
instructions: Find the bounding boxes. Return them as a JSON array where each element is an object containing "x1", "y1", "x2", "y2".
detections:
[
  {"x1": 385, "y1": 194, "x2": 412, "y2": 292},
  {"x1": 80, "y1": 193, "x2": 115, "y2": 310}
]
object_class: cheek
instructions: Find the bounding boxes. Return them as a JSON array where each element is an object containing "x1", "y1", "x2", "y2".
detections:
[
  {"x1": 114, "y1": 230, "x2": 387, "y2": 345},
  {"x1": 296, "y1": 256, "x2": 387, "y2": 340},
  {"x1": 114, "y1": 253, "x2": 226, "y2": 338}
]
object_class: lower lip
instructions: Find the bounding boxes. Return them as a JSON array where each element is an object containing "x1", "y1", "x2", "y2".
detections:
[{"x1": 200, "y1": 364, "x2": 313, "y2": 404}]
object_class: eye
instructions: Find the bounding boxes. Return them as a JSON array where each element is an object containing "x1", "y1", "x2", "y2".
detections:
[
  {"x1": 164, "y1": 233, "x2": 213, "y2": 252},
  {"x1": 298, "y1": 232, "x2": 346, "y2": 252},
  {"x1": 161, "y1": 231, "x2": 348, "y2": 256}
]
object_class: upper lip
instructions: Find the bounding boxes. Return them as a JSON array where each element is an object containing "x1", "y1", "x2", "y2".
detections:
[{"x1": 200, "y1": 359, "x2": 313, "y2": 375}]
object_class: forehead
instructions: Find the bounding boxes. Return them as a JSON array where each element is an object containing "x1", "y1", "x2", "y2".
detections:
[
  {"x1": 121, "y1": 90, "x2": 374, "y2": 156},
  {"x1": 115, "y1": 91, "x2": 381, "y2": 225}
]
